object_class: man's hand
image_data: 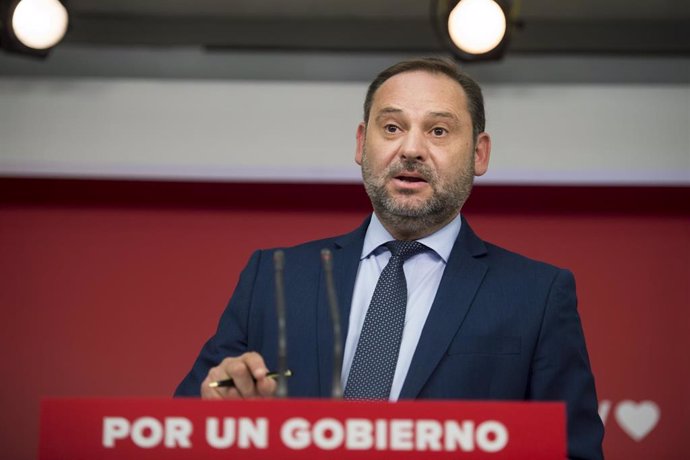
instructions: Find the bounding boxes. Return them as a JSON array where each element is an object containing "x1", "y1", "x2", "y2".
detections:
[{"x1": 200, "y1": 352, "x2": 277, "y2": 399}]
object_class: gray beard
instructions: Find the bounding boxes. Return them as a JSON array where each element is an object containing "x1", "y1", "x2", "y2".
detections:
[{"x1": 361, "y1": 153, "x2": 475, "y2": 239}]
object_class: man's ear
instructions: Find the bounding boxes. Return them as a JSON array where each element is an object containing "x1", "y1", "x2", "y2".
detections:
[
  {"x1": 473, "y1": 132, "x2": 491, "y2": 177},
  {"x1": 355, "y1": 122, "x2": 366, "y2": 165}
]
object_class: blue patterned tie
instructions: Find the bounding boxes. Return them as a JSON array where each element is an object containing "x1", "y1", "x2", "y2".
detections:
[{"x1": 344, "y1": 240, "x2": 427, "y2": 400}]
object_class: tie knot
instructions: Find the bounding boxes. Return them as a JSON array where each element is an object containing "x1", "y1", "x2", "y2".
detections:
[{"x1": 385, "y1": 240, "x2": 426, "y2": 261}]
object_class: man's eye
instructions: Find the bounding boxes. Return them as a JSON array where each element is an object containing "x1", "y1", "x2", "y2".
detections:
[
  {"x1": 384, "y1": 124, "x2": 399, "y2": 133},
  {"x1": 432, "y1": 127, "x2": 447, "y2": 136}
]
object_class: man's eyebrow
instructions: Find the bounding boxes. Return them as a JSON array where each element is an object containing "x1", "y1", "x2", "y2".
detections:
[
  {"x1": 373, "y1": 107, "x2": 460, "y2": 123},
  {"x1": 428, "y1": 111, "x2": 459, "y2": 121},
  {"x1": 374, "y1": 107, "x2": 403, "y2": 122}
]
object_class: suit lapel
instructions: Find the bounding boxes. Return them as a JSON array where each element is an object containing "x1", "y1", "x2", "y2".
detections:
[
  {"x1": 399, "y1": 217, "x2": 488, "y2": 399},
  {"x1": 316, "y1": 217, "x2": 369, "y2": 397}
]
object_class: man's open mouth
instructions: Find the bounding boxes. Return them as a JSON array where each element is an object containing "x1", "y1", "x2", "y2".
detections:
[{"x1": 395, "y1": 174, "x2": 427, "y2": 183}]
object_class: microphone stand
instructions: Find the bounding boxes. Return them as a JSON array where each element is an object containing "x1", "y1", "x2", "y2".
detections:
[
  {"x1": 321, "y1": 249, "x2": 343, "y2": 399},
  {"x1": 273, "y1": 250, "x2": 288, "y2": 398}
]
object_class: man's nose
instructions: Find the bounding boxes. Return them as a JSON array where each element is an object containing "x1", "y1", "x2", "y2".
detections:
[{"x1": 399, "y1": 129, "x2": 429, "y2": 162}]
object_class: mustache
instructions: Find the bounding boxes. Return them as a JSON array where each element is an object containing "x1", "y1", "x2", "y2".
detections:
[{"x1": 386, "y1": 159, "x2": 435, "y2": 182}]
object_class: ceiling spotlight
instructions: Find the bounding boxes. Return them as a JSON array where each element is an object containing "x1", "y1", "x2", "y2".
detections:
[
  {"x1": 0, "y1": 0, "x2": 69, "y2": 57},
  {"x1": 12, "y1": 0, "x2": 68, "y2": 49},
  {"x1": 432, "y1": 0, "x2": 512, "y2": 61}
]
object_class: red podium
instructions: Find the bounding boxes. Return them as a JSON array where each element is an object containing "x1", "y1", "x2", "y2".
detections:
[{"x1": 39, "y1": 398, "x2": 565, "y2": 459}]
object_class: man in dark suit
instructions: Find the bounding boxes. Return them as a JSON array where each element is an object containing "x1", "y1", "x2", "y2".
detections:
[{"x1": 175, "y1": 57, "x2": 604, "y2": 459}]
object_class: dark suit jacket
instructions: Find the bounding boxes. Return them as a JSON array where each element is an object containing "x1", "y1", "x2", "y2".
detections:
[{"x1": 175, "y1": 216, "x2": 604, "y2": 459}]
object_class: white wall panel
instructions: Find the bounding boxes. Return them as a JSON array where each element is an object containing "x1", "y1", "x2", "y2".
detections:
[{"x1": 1, "y1": 77, "x2": 687, "y2": 184}]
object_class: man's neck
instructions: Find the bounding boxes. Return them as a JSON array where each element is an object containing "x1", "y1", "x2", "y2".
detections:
[{"x1": 376, "y1": 212, "x2": 460, "y2": 241}]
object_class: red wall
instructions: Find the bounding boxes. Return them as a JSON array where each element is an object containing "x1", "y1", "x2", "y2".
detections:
[{"x1": 1, "y1": 179, "x2": 688, "y2": 459}]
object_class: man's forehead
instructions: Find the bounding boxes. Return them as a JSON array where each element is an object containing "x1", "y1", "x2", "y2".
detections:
[
  {"x1": 370, "y1": 70, "x2": 469, "y2": 118},
  {"x1": 378, "y1": 69, "x2": 462, "y2": 90}
]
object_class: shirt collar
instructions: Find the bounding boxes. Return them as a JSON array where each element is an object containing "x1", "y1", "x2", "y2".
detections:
[{"x1": 361, "y1": 212, "x2": 462, "y2": 263}]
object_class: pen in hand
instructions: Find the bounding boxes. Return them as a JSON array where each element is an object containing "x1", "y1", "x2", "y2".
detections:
[{"x1": 209, "y1": 369, "x2": 293, "y2": 388}]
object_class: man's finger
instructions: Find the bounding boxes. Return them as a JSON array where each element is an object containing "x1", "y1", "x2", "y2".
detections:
[
  {"x1": 256, "y1": 374, "x2": 278, "y2": 397},
  {"x1": 223, "y1": 359, "x2": 258, "y2": 398},
  {"x1": 243, "y1": 352, "x2": 270, "y2": 380}
]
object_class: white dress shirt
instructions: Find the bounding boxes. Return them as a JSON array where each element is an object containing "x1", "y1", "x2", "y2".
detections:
[{"x1": 341, "y1": 212, "x2": 462, "y2": 401}]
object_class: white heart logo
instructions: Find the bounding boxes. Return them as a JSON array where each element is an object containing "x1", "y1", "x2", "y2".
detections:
[{"x1": 614, "y1": 400, "x2": 660, "y2": 441}]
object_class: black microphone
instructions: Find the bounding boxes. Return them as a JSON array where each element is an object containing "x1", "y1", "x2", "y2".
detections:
[
  {"x1": 321, "y1": 248, "x2": 343, "y2": 399},
  {"x1": 273, "y1": 250, "x2": 288, "y2": 398}
]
